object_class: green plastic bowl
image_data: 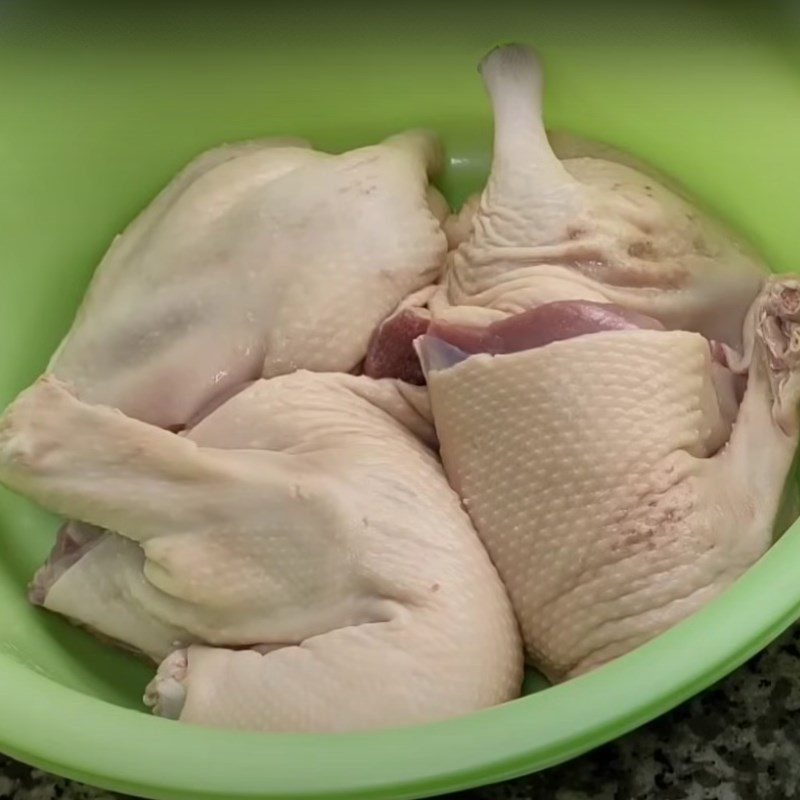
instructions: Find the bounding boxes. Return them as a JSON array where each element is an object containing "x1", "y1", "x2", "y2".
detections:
[{"x1": 1, "y1": 2, "x2": 799, "y2": 798}]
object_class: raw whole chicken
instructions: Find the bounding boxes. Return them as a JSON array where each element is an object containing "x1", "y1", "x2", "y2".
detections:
[
  {"x1": 420, "y1": 277, "x2": 800, "y2": 680},
  {"x1": 0, "y1": 373, "x2": 522, "y2": 731},
  {"x1": 50, "y1": 131, "x2": 448, "y2": 429}
]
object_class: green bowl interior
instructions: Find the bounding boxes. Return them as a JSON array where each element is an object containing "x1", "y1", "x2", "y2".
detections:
[{"x1": 1, "y1": 2, "x2": 800, "y2": 798}]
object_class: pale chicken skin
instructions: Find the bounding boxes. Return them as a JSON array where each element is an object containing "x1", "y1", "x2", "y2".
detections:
[
  {"x1": 50, "y1": 131, "x2": 448, "y2": 430},
  {"x1": 430, "y1": 45, "x2": 767, "y2": 348},
  {"x1": 0, "y1": 373, "x2": 522, "y2": 732},
  {"x1": 421, "y1": 277, "x2": 800, "y2": 680},
  {"x1": 33, "y1": 129, "x2": 449, "y2": 614}
]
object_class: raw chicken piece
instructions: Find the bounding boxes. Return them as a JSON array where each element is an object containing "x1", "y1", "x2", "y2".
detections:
[
  {"x1": 431, "y1": 44, "x2": 767, "y2": 348},
  {"x1": 50, "y1": 131, "x2": 448, "y2": 430},
  {"x1": 421, "y1": 278, "x2": 800, "y2": 680},
  {"x1": 30, "y1": 130, "x2": 448, "y2": 610},
  {"x1": 0, "y1": 373, "x2": 522, "y2": 731}
]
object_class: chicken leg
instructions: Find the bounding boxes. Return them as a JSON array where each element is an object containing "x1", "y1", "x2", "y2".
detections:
[
  {"x1": 431, "y1": 44, "x2": 767, "y2": 348},
  {"x1": 0, "y1": 374, "x2": 521, "y2": 730},
  {"x1": 422, "y1": 276, "x2": 800, "y2": 680}
]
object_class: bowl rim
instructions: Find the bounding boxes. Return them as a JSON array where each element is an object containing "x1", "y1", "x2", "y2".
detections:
[{"x1": 1, "y1": 520, "x2": 798, "y2": 800}]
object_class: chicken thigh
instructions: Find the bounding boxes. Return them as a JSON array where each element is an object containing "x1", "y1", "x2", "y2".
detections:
[
  {"x1": 0, "y1": 373, "x2": 522, "y2": 731},
  {"x1": 421, "y1": 277, "x2": 800, "y2": 680},
  {"x1": 50, "y1": 131, "x2": 447, "y2": 429},
  {"x1": 430, "y1": 44, "x2": 767, "y2": 348}
]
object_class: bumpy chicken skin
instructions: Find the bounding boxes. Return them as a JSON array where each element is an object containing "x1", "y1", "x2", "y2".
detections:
[
  {"x1": 32, "y1": 129, "x2": 450, "y2": 618},
  {"x1": 0, "y1": 373, "x2": 522, "y2": 731},
  {"x1": 51, "y1": 132, "x2": 448, "y2": 430},
  {"x1": 421, "y1": 277, "x2": 800, "y2": 679}
]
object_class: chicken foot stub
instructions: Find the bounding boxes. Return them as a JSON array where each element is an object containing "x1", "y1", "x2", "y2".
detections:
[
  {"x1": 0, "y1": 373, "x2": 522, "y2": 732},
  {"x1": 421, "y1": 279, "x2": 800, "y2": 681},
  {"x1": 431, "y1": 43, "x2": 766, "y2": 348}
]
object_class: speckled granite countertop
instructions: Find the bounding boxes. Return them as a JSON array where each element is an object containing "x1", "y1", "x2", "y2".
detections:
[{"x1": 3, "y1": 623, "x2": 800, "y2": 800}]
